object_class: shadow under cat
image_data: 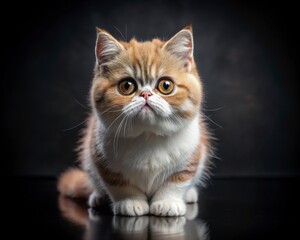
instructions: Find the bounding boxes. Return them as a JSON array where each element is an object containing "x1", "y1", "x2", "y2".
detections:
[{"x1": 58, "y1": 195, "x2": 209, "y2": 240}]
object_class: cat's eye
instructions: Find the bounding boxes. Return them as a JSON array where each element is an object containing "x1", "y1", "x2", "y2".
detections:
[
  {"x1": 118, "y1": 78, "x2": 137, "y2": 95},
  {"x1": 157, "y1": 78, "x2": 174, "y2": 95}
]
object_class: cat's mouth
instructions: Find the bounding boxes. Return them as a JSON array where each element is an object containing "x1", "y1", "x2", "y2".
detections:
[
  {"x1": 142, "y1": 102, "x2": 155, "y2": 112},
  {"x1": 144, "y1": 102, "x2": 152, "y2": 108},
  {"x1": 138, "y1": 103, "x2": 155, "y2": 116}
]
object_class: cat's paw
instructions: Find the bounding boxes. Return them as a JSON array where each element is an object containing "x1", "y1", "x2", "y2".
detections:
[
  {"x1": 150, "y1": 199, "x2": 186, "y2": 216},
  {"x1": 88, "y1": 191, "x2": 103, "y2": 208},
  {"x1": 184, "y1": 187, "x2": 198, "y2": 203},
  {"x1": 113, "y1": 199, "x2": 149, "y2": 216}
]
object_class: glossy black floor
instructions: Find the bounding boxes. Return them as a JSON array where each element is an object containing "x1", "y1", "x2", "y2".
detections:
[{"x1": 7, "y1": 178, "x2": 298, "y2": 240}]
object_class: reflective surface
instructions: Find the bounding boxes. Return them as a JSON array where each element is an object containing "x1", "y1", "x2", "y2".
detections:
[
  {"x1": 7, "y1": 178, "x2": 299, "y2": 239},
  {"x1": 59, "y1": 196, "x2": 208, "y2": 240}
]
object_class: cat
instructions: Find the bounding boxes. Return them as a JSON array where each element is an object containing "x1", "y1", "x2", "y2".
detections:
[{"x1": 58, "y1": 25, "x2": 211, "y2": 216}]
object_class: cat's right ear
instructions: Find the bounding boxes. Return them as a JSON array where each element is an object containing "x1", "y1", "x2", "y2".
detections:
[
  {"x1": 163, "y1": 26, "x2": 194, "y2": 72},
  {"x1": 95, "y1": 28, "x2": 124, "y2": 66}
]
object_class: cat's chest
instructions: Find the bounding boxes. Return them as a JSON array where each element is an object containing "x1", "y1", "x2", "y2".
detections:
[
  {"x1": 108, "y1": 137, "x2": 185, "y2": 193},
  {"x1": 103, "y1": 126, "x2": 200, "y2": 174},
  {"x1": 105, "y1": 136, "x2": 181, "y2": 171},
  {"x1": 100, "y1": 117, "x2": 200, "y2": 192}
]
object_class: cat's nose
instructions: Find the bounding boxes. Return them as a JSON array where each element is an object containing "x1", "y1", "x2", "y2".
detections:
[{"x1": 140, "y1": 91, "x2": 153, "y2": 100}]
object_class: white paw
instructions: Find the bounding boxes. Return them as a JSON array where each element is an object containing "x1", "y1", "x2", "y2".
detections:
[
  {"x1": 184, "y1": 187, "x2": 198, "y2": 203},
  {"x1": 150, "y1": 199, "x2": 186, "y2": 216},
  {"x1": 88, "y1": 191, "x2": 103, "y2": 208},
  {"x1": 113, "y1": 199, "x2": 149, "y2": 216}
]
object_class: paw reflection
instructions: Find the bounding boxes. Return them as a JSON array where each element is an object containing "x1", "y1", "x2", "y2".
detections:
[
  {"x1": 113, "y1": 216, "x2": 149, "y2": 233},
  {"x1": 113, "y1": 211, "x2": 208, "y2": 240},
  {"x1": 58, "y1": 195, "x2": 209, "y2": 240},
  {"x1": 150, "y1": 216, "x2": 186, "y2": 236}
]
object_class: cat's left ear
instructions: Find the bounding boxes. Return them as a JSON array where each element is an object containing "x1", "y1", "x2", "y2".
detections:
[
  {"x1": 163, "y1": 25, "x2": 194, "y2": 72},
  {"x1": 95, "y1": 28, "x2": 124, "y2": 67}
]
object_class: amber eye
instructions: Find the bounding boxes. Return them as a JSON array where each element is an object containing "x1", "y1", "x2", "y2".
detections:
[
  {"x1": 118, "y1": 78, "x2": 137, "y2": 95},
  {"x1": 157, "y1": 78, "x2": 174, "y2": 95}
]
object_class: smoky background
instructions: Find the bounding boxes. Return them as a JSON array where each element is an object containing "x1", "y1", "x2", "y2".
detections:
[{"x1": 2, "y1": 0, "x2": 299, "y2": 178}]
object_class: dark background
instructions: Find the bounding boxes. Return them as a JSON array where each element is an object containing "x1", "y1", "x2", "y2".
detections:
[{"x1": 2, "y1": 0, "x2": 299, "y2": 178}]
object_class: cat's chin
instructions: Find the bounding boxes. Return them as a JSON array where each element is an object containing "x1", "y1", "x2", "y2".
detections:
[
  {"x1": 137, "y1": 108, "x2": 156, "y2": 124},
  {"x1": 126, "y1": 117, "x2": 188, "y2": 138}
]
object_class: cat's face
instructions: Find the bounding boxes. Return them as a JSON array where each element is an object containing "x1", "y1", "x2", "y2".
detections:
[{"x1": 92, "y1": 27, "x2": 202, "y2": 136}]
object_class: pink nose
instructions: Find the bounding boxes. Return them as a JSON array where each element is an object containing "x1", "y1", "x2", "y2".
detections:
[{"x1": 140, "y1": 91, "x2": 153, "y2": 100}]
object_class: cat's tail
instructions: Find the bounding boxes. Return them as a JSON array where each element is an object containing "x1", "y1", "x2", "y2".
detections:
[{"x1": 57, "y1": 168, "x2": 93, "y2": 198}]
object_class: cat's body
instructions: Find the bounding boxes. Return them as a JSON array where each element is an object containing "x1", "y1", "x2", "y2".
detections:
[{"x1": 58, "y1": 26, "x2": 211, "y2": 216}]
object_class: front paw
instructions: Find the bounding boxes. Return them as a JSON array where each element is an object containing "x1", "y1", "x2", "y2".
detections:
[
  {"x1": 113, "y1": 199, "x2": 149, "y2": 216},
  {"x1": 150, "y1": 199, "x2": 186, "y2": 216}
]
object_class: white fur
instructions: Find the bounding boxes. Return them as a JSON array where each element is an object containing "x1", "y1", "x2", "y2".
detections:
[
  {"x1": 114, "y1": 199, "x2": 149, "y2": 216},
  {"x1": 83, "y1": 102, "x2": 206, "y2": 215},
  {"x1": 184, "y1": 186, "x2": 198, "y2": 203},
  {"x1": 103, "y1": 116, "x2": 200, "y2": 193},
  {"x1": 150, "y1": 184, "x2": 188, "y2": 216}
]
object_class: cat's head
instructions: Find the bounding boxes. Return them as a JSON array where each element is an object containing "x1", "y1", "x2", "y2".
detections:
[{"x1": 91, "y1": 26, "x2": 202, "y2": 137}]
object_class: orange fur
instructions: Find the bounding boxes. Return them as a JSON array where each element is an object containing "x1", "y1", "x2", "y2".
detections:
[
  {"x1": 58, "y1": 195, "x2": 89, "y2": 226},
  {"x1": 91, "y1": 34, "x2": 202, "y2": 121},
  {"x1": 168, "y1": 118, "x2": 210, "y2": 183},
  {"x1": 57, "y1": 168, "x2": 93, "y2": 198},
  {"x1": 91, "y1": 144, "x2": 129, "y2": 187}
]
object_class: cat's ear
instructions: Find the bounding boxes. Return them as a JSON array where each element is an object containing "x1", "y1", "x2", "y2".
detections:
[
  {"x1": 163, "y1": 25, "x2": 194, "y2": 72},
  {"x1": 95, "y1": 28, "x2": 124, "y2": 66}
]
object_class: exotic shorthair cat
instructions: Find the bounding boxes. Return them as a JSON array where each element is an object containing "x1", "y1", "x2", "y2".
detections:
[{"x1": 58, "y1": 26, "x2": 211, "y2": 217}]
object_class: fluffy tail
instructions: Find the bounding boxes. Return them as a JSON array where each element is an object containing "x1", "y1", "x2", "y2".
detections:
[{"x1": 57, "y1": 168, "x2": 93, "y2": 198}]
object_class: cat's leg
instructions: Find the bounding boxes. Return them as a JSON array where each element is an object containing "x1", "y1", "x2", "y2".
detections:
[
  {"x1": 150, "y1": 182, "x2": 189, "y2": 217},
  {"x1": 87, "y1": 166, "x2": 149, "y2": 216},
  {"x1": 88, "y1": 191, "x2": 106, "y2": 208},
  {"x1": 96, "y1": 163, "x2": 149, "y2": 215},
  {"x1": 184, "y1": 186, "x2": 198, "y2": 203},
  {"x1": 106, "y1": 184, "x2": 149, "y2": 216},
  {"x1": 86, "y1": 165, "x2": 107, "y2": 208}
]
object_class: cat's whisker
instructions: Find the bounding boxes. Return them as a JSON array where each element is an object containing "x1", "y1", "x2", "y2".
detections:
[
  {"x1": 128, "y1": 115, "x2": 133, "y2": 132},
  {"x1": 73, "y1": 98, "x2": 90, "y2": 110},
  {"x1": 101, "y1": 106, "x2": 122, "y2": 115},
  {"x1": 123, "y1": 114, "x2": 130, "y2": 135},
  {"x1": 113, "y1": 115, "x2": 127, "y2": 157},
  {"x1": 114, "y1": 26, "x2": 126, "y2": 42},
  {"x1": 123, "y1": 102, "x2": 143, "y2": 116},
  {"x1": 202, "y1": 113, "x2": 223, "y2": 129},
  {"x1": 203, "y1": 107, "x2": 224, "y2": 112},
  {"x1": 173, "y1": 115, "x2": 183, "y2": 125},
  {"x1": 62, "y1": 119, "x2": 88, "y2": 131},
  {"x1": 104, "y1": 112, "x2": 125, "y2": 136}
]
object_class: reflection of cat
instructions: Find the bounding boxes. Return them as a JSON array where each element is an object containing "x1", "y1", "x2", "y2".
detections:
[
  {"x1": 58, "y1": 26, "x2": 211, "y2": 216},
  {"x1": 58, "y1": 195, "x2": 209, "y2": 240}
]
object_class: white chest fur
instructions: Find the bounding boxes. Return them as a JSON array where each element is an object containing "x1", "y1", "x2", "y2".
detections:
[{"x1": 99, "y1": 115, "x2": 201, "y2": 194}]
